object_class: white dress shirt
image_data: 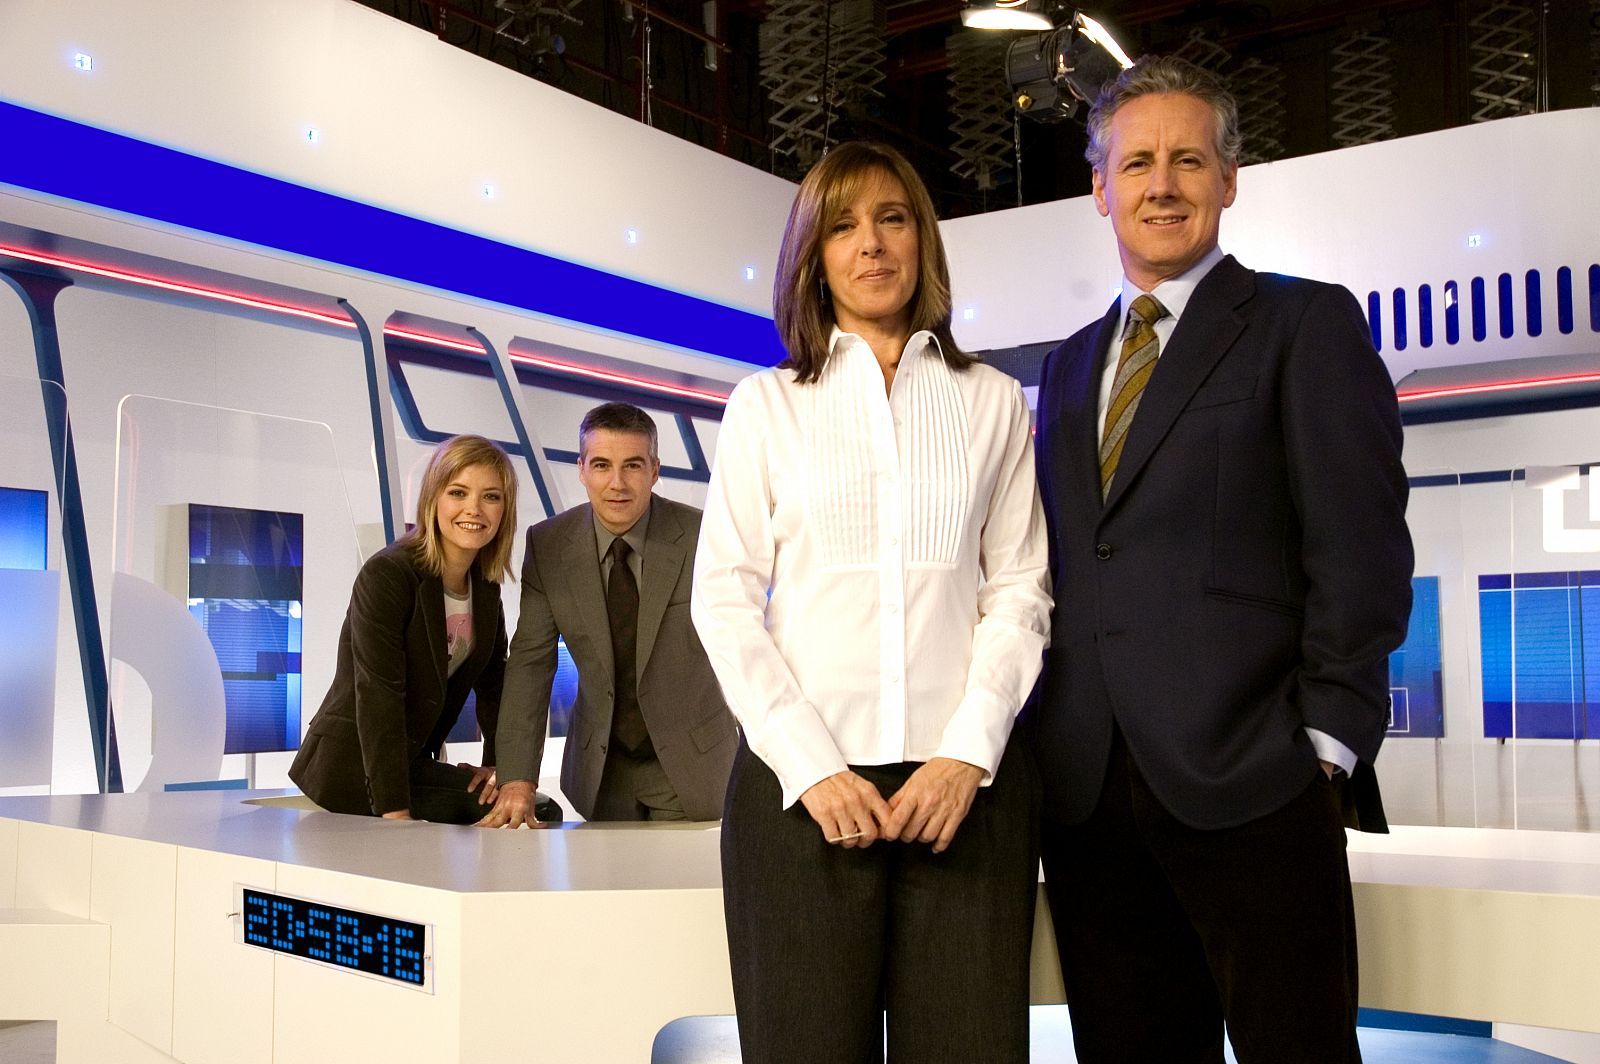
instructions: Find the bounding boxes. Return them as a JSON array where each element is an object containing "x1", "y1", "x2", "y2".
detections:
[
  {"x1": 692, "y1": 329, "x2": 1053, "y2": 808},
  {"x1": 1100, "y1": 247, "x2": 1356, "y2": 776}
]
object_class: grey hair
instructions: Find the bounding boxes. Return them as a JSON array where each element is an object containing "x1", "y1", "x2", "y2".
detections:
[
  {"x1": 1084, "y1": 55, "x2": 1242, "y2": 172},
  {"x1": 579, "y1": 402, "x2": 658, "y2": 460}
]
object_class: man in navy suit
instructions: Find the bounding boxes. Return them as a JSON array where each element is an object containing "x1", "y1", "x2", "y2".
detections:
[{"x1": 1031, "y1": 56, "x2": 1412, "y2": 1062}]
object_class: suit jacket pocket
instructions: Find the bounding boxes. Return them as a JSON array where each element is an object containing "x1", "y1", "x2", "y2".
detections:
[
  {"x1": 1187, "y1": 374, "x2": 1258, "y2": 410},
  {"x1": 689, "y1": 709, "x2": 736, "y2": 754},
  {"x1": 1203, "y1": 585, "x2": 1304, "y2": 618}
]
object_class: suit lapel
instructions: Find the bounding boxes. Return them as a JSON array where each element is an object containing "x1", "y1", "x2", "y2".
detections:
[
  {"x1": 636, "y1": 497, "x2": 684, "y2": 677},
  {"x1": 419, "y1": 570, "x2": 448, "y2": 686},
  {"x1": 1049, "y1": 302, "x2": 1119, "y2": 514},
  {"x1": 562, "y1": 505, "x2": 614, "y2": 678},
  {"x1": 1102, "y1": 257, "x2": 1252, "y2": 512},
  {"x1": 463, "y1": 566, "x2": 499, "y2": 675}
]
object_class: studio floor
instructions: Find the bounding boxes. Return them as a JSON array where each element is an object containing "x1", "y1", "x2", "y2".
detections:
[{"x1": 649, "y1": 1009, "x2": 1575, "y2": 1063}]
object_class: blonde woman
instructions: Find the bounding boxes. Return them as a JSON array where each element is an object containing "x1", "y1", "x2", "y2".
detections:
[{"x1": 291, "y1": 435, "x2": 517, "y2": 823}]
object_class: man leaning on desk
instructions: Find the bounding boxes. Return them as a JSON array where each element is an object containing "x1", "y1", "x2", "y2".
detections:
[{"x1": 478, "y1": 402, "x2": 738, "y2": 825}]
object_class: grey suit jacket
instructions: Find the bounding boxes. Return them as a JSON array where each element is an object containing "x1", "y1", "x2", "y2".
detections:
[{"x1": 495, "y1": 495, "x2": 738, "y2": 820}]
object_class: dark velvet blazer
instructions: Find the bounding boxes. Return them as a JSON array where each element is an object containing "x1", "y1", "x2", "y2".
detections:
[
  {"x1": 1030, "y1": 256, "x2": 1413, "y2": 831},
  {"x1": 289, "y1": 541, "x2": 506, "y2": 816}
]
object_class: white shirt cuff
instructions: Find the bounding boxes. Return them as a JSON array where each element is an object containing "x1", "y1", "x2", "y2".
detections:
[{"x1": 1304, "y1": 727, "x2": 1357, "y2": 775}]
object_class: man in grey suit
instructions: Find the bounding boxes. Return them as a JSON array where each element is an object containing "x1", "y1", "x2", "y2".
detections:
[{"x1": 478, "y1": 403, "x2": 738, "y2": 824}]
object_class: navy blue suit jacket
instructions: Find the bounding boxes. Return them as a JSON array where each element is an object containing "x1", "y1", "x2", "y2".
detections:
[{"x1": 1031, "y1": 255, "x2": 1412, "y2": 830}]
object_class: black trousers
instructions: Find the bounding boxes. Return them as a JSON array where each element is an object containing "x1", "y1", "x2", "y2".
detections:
[
  {"x1": 406, "y1": 758, "x2": 496, "y2": 823},
  {"x1": 1040, "y1": 728, "x2": 1361, "y2": 1064},
  {"x1": 721, "y1": 736, "x2": 1040, "y2": 1064}
]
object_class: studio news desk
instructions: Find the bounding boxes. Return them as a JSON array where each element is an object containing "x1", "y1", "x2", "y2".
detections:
[{"x1": 2, "y1": 791, "x2": 1599, "y2": 1063}]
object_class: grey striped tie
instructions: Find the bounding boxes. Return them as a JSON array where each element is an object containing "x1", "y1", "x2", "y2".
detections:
[{"x1": 1099, "y1": 293, "x2": 1168, "y2": 498}]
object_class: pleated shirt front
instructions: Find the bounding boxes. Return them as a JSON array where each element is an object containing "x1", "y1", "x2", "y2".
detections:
[{"x1": 692, "y1": 330, "x2": 1052, "y2": 808}]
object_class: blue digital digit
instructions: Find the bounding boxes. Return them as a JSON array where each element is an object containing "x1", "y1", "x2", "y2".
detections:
[{"x1": 240, "y1": 889, "x2": 427, "y2": 987}]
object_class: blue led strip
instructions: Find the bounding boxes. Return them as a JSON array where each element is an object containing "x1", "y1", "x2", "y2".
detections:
[{"x1": 0, "y1": 98, "x2": 785, "y2": 367}]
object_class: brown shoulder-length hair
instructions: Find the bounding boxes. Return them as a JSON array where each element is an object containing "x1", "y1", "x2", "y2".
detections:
[
  {"x1": 773, "y1": 141, "x2": 976, "y2": 384},
  {"x1": 399, "y1": 434, "x2": 519, "y2": 584}
]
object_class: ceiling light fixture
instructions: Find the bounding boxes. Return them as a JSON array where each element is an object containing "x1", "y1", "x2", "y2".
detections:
[
  {"x1": 966, "y1": 6, "x2": 1135, "y2": 122},
  {"x1": 960, "y1": 0, "x2": 1056, "y2": 31}
]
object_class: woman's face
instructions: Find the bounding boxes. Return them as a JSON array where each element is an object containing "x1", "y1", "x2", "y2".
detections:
[
  {"x1": 820, "y1": 167, "x2": 920, "y2": 339},
  {"x1": 434, "y1": 462, "x2": 506, "y2": 567}
]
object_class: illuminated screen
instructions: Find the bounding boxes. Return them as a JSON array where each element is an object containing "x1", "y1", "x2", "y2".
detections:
[
  {"x1": 239, "y1": 887, "x2": 428, "y2": 988},
  {"x1": 1388, "y1": 576, "x2": 1444, "y2": 737},
  {"x1": 0, "y1": 486, "x2": 47, "y2": 570},
  {"x1": 188, "y1": 504, "x2": 303, "y2": 754},
  {"x1": 445, "y1": 638, "x2": 578, "y2": 743},
  {"x1": 1479, "y1": 571, "x2": 1600, "y2": 739}
]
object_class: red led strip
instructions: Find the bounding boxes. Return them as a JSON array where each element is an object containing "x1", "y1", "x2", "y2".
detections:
[
  {"x1": 0, "y1": 244, "x2": 730, "y2": 404},
  {"x1": 1397, "y1": 372, "x2": 1600, "y2": 403},
  {"x1": 383, "y1": 327, "x2": 727, "y2": 403},
  {"x1": 381, "y1": 325, "x2": 486, "y2": 354},
  {"x1": 510, "y1": 352, "x2": 730, "y2": 406},
  {"x1": 0, "y1": 243, "x2": 355, "y2": 328}
]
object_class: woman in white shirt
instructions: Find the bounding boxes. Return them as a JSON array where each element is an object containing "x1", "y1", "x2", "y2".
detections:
[{"x1": 692, "y1": 141, "x2": 1052, "y2": 1063}]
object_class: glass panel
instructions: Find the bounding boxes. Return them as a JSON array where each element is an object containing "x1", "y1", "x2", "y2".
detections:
[
  {"x1": 109, "y1": 397, "x2": 361, "y2": 794},
  {"x1": 1503, "y1": 459, "x2": 1600, "y2": 830},
  {"x1": 1378, "y1": 466, "x2": 1509, "y2": 828},
  {"x1": 0, "y1": 375, "x2": 69, "y2": 795}
]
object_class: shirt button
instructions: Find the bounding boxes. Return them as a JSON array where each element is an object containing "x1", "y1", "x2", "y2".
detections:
[
  {"x1": 888, "y1": 536, "x2": 900, "y2": 548},
  {"x1": 1095, "y1": 543, "x2": 1113, "y2": 560},
  {"x1": 886, "y1": 602, "x2": 899, "y2": 614}
]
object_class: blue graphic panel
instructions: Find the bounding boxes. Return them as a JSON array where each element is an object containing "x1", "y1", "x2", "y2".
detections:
[
  {"x1": 1479, "y1": 571, "x2": 1600, "y2": 739},
  {"x1": 0, "y1": 486, "x2": 47, "y2": 571},
  {"x1": 445, "y1": 637, "x2": 578, "y2": 743},
  {"x1": 1388, "y1": 576, "x2": 1444, "y2": 737},
  {"x1": 187, "y1": 505, "x2": 304, "y2": 753}
]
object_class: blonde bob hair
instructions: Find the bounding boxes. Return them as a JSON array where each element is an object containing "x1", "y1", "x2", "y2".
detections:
[
  {"x1": 400, "y1": 435, "x2": 519, "y2": 583},
  {"x1": 773, "y1": 141, "x2": 974, "y2": 383}
]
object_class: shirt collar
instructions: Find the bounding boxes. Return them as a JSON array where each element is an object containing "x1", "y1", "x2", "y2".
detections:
[
  {"x1": 1119, "y1": 245, "x2": 1226, "y2": 325},
  {"x1": 827, "y1": 325, "x2": 940, "y2": 370},
  {"x1": 592, "y1": 499, "x2": 651, "y2": 562}
]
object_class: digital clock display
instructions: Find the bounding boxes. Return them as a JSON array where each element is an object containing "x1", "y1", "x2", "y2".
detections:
[{"x1": 237, "y1": 886, "x2": 431, "y2": 990}]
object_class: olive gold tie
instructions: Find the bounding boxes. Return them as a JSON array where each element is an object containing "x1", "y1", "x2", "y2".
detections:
[{"x1": 1099, "y1": 293, "x2": 1168, "y2": 498}]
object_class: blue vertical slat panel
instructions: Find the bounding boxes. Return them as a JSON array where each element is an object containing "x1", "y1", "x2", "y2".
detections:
[{"x1": 1557, "y1": 266, "x2": 1574, "y2": 334}]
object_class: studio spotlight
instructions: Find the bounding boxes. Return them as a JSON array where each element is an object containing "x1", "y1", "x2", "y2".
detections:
[
  {"x1": 960, "y1": 0, "x2": 1059, "y2": 31},
  {"x1": 1001, "y1": 10, "x2": 1133, "y2": 121}
]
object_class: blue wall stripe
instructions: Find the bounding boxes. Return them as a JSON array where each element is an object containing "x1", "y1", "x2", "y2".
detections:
[
  {"x1": 1557, "y1": 266, "x2": 1574, "y2": 334},
  {"x1": 0, "y1": 98, "x2": 785, "y2": 368},
  {"x1": 1416, "y1": 284, "x2": 1432, "y2": 347},
  {"x1": 1390, "y1": 287, "x2": 1406, "y2": 351},
  {"x1": 1470, "y1": 276, "x2": 1487, "y2": 342},
  {"x1": 1591, "y1": 264, "x2": 1600, "y2": 332},
  {"x1": 1496, "y1": 272, "x2": 1514, "y2": 339},
  {"x1": 1365, "y1": 291, "x2": 1383, "y2": 351},
  {"x1": 1524, "y1": 269, "x2": 1541, "y2": 337}
]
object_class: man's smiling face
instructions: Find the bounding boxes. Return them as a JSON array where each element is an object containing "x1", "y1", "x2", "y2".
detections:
[{"x1": 1093, "y1": 91, "x2": 1238, "y2": 292}]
